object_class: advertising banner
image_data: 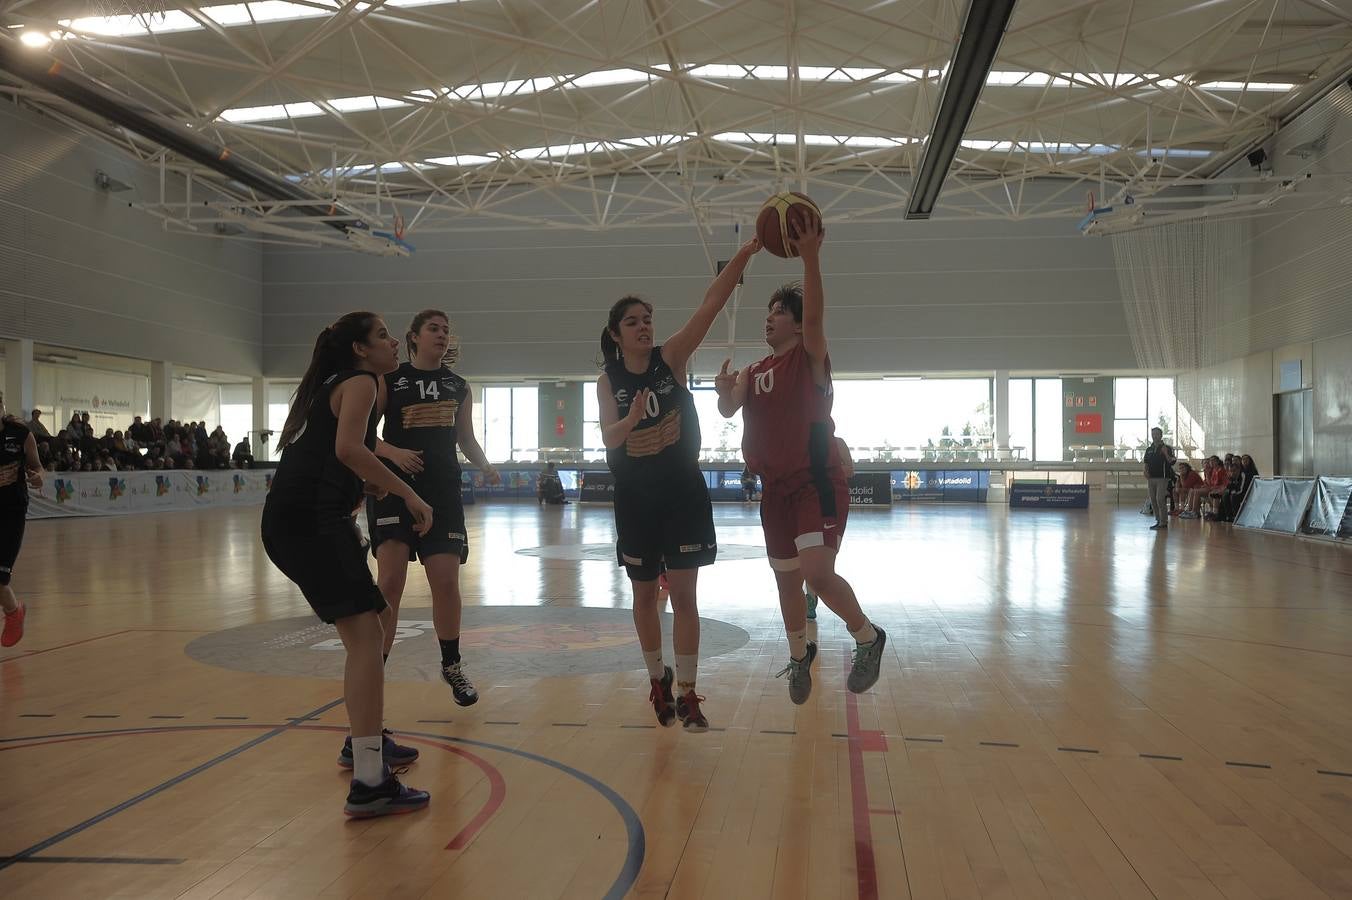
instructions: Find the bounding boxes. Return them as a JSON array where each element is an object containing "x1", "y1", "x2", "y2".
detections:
[
  {"x1": 848, "y1": 472, "x2": 893, "y2": 506},
  {"x1": 1305, "y1": 477, "x2": 1352, "y2": 537},
  {"x1": 1009, "y1": 483, "x2": 1089, "y2": 509},
  {"x1": 891, "y1": 470, "x2": 990, "y2": 502},
  {"x1": 579, "y1": 471, "x2": 616, "y2": 502},
  {"x1": 28, "y1": 469, "x2": 272, "y2": 519}
]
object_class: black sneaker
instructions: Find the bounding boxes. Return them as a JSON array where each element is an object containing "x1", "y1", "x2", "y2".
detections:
[
  {"x1": 676, "y1": 690, "x2": 709, "y2": 733},
  {"x1": 441, "y1": 661, "x2": 479, "y2": 707},
  {"x1": 648, "y1": 665, "x2": 676, "y2": 726},
  {"x1": 344, "y1": 770, "x2": 430, "y2": 819},
  {"x1": 337, "y1": 730, "x2": 419, "y2": 769}
]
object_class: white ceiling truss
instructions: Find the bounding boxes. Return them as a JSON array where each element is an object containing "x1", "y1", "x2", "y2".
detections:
[{"x1": 2, "y1": 0, "x2": 1351, "y2": 250}]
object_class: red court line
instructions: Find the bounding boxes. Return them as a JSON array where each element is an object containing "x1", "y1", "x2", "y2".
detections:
[
  {"x1": 844, "y1": 653, "x2": 887, "y2": 900},
  {"x1": 0, "y1": 724, "x2": 506, "y2": 853}
]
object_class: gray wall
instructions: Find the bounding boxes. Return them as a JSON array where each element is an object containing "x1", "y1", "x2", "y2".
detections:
[
  {"x1": 1178, "y1": 85, "x2": 1352, "y2": 474},
  {"x1": 0, "y1": 102, "x2": 263, "y2": 374},
  {"x1": 262, "y1": 180, "x2": 1131, "y2": 379}
]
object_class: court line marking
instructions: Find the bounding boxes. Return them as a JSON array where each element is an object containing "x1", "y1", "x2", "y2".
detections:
[
  {"x1": 0, "y1": 698, "x2": 344, "y2": 871},
  {"x1": 0, "y1": 855, "x2": 184, "y2": 866},
  {"x1": 843, "y1": 651, "x2": 884, "y2": 900},
  {"x1": 0, "y1": 630, "x2": 135, "y2": 664},
  {"x1": 0, "y1": 723, "x2": 646, "y2": 900}
]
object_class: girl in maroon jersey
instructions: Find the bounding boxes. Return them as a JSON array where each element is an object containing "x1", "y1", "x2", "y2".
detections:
[{"x1": 715, "y1": 215, "x2": 885, "y2": 705}]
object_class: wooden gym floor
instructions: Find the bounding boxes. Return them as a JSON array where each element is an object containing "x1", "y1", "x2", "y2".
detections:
[{"x1": 2, "y1": 501, "x2": 1351, "y2": 899}]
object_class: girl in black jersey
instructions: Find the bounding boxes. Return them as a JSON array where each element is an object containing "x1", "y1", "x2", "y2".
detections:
[
  {"x1": 0, "y1": 392, "x2": 43, "y2": 648},
  {"x1": 367, "y1": 310, "x2": 500, "y2": 709},
  {"x1": 598, "y1": 237, "x2": 761, "y2": 731},
  {"x1": 261, "y1": 312, "x2": 434, "y2": 819}
]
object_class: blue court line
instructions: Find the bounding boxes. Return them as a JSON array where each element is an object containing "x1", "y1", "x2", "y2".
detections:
[
  {"x1": 1, "y1": 722, "x2": 646, "y2": 899},
  {"x1": 0, "y1": 698, "x2": 344, "y2": 871}
]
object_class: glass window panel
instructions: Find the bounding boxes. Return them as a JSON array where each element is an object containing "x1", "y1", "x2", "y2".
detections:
[
  {"x1": 1009, "y1": 378, "x2": 1032, "y2": 460},
  {"x1": 1115, "y1": 377, "x2": 1147, "y2": 420},
  {"x1": 1147, "y1": 377, "x2": 1177, "y2": 443},
  {"x1": 482, "y1": 386, "x2": 512, "y2": 463},
  {"x1": 1034, "y1": 378, "x2": 1063, "y2": 461},
  {"x1": 511, "y1": 386, "x2": 538, "y2": 461},
  {"x1": 1115, "y1": 419, "x2": 1148, "y2": 456},
  {"x1": 691, "y1": 389, "x2": 741, "y2": 460},
  {"x1": 583, "y1": 384, "x2": 602, "y2": 457}
]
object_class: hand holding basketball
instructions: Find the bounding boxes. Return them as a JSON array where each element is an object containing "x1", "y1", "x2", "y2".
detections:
[
  {"x1": 714, "y1": 359, "x2": 738, "y2": 397},
  {"x1": 739, "y1": 236, "x2": 763, "y2": 257},
  {"x1": 756, "y1": 192, "x2": 823, "y2": 258},
  {"x1": 787, "y1": 208, "x2": 824, "y2": 260}
]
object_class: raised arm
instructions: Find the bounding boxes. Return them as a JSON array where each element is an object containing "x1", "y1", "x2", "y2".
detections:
[
  {"x1": 661, "y1": 237, "x2": 761, "y2": 375},
  {"x1": 789, "y1": 214, "x2": 829, "y2": 384}
]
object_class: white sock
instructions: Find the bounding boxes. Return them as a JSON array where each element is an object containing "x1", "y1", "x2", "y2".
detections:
[
  {"x1": 642, "y1": 648, "x2": 665, "y2": 681},
  {"x1": 352, "y1": 734, "x2": 384, "y2": 787},
  {"x1": 848, "y1": 621, "x2": 878, "y2": 646},
  {"x1": 787, "y1": 628, "x2": 808, "y2": 661},
  {"x1": 675, "y1": 654, "x2": 698, "y2": 693}
]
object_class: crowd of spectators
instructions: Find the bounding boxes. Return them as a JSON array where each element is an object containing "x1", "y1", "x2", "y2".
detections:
[
  {"x1": 1172, "y1": 452, "x2": 1260, "y2": 523},
  {"x1": 26, "y1": 408, "x2": 254, "y2": 473}
]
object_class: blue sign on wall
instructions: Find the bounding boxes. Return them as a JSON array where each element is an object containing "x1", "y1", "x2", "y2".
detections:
[{"x1": 1009, "y1": 483, "x2": 1089, "y2": 509}]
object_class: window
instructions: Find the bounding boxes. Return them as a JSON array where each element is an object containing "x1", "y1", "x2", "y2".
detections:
[
  {"x1": 1033, "y1": 378, "x2": 1063, "y2": 461},
  {"x1": 511, "y1": 387, "x2": 538, "y2": 462},
  {"x1": 264, "y1": 381, "x2": 298, "y2": 461},
  {"x1": 1113, "y1": 376, "x2": 1149, "y2": 454},
  {"x1": 691, "y1": 388, "x2": 741, "y2": 460},
  {"x1": 833, "y1": 378, "x2": 992, "y2": 455},
  {"x1": 583, "y1": 386, "x2": 602, "y2": 458},
  {"x1": 1009, "y1": 378, "x2": 1032, "y2": 460},
  {"x1": 481, "y1": 386, "x2": 512, "y2": 462},
  {"x1": 478, "y1": 385, "x2": 538, "y2": 462},
  {"x1": 218, "y1": 384, "x2": 252, "y2": 448}
]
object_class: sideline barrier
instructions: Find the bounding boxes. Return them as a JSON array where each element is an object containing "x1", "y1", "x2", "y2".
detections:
[
  {"x1": 1233, "y1": 478, "x2": 1316, "y2": 534},
  {"x1": 28, "y1": 470, "x2": 271, "y2": 519},
  {"x1": 1305, "y1": 477, "x2": 1352, "y2": 538}
]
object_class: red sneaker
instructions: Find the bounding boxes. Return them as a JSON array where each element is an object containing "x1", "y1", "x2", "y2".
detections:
[
  {"x1": 2, "y1": 603, "x2": 25, "y2": 648},
  {"x1": 676, "y1": 690, "x2": 708, "y2": 733}
]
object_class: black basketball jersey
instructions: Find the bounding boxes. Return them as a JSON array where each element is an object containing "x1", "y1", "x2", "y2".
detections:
[
  {"x1": 604, "y1": 346, "x2": 701, "y2": 484},
  {"x1": 381, "y1": 362, "x2": 468, "y2": 484},
  {"x1": 0, "y1": 419, "x2": 31, "y2": 508},
  {"x1": 265, "y1": 370, "x2": 378, "y2": 524}
]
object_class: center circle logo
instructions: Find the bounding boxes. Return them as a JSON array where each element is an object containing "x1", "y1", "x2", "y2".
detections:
[{"x1": 186, "y1": 606, "x2": 751, "y2": 683}]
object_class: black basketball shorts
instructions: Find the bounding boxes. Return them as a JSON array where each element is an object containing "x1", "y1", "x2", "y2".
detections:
[
  {"x1": 0, "y1": 505, "x2": 26, "y2": 586},
  {"x1": 366, "y1": 481, "x2": 469, "y2": 565},
  {"x1": 261, "y1": 509, "x2": 386, "y2": 625},
  {"x1": 613, "y1": 468, "x2": 717, "y2": 582}
]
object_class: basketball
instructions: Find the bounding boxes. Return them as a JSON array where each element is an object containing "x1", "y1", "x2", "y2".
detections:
[{"x1": 756, "y1": 191, "x2": 822, "y2": 258}]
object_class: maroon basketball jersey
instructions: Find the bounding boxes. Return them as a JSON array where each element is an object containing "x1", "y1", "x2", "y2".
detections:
[{"x1": 741, "y1": 342, "x2": 841, "y2": 486}]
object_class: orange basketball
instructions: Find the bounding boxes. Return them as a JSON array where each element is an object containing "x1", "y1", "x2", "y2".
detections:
[{"x1": 756, "y1": 191, "x2": 822, "y2": 258}]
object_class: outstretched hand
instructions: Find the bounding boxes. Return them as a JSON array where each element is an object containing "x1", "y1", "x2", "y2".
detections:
[
  {"x1": 625, "y1": 389, "x2": 650, "y2": 425},
  {"x1": 714, "y1": 359, "x2": 738, "y2": 397}
]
